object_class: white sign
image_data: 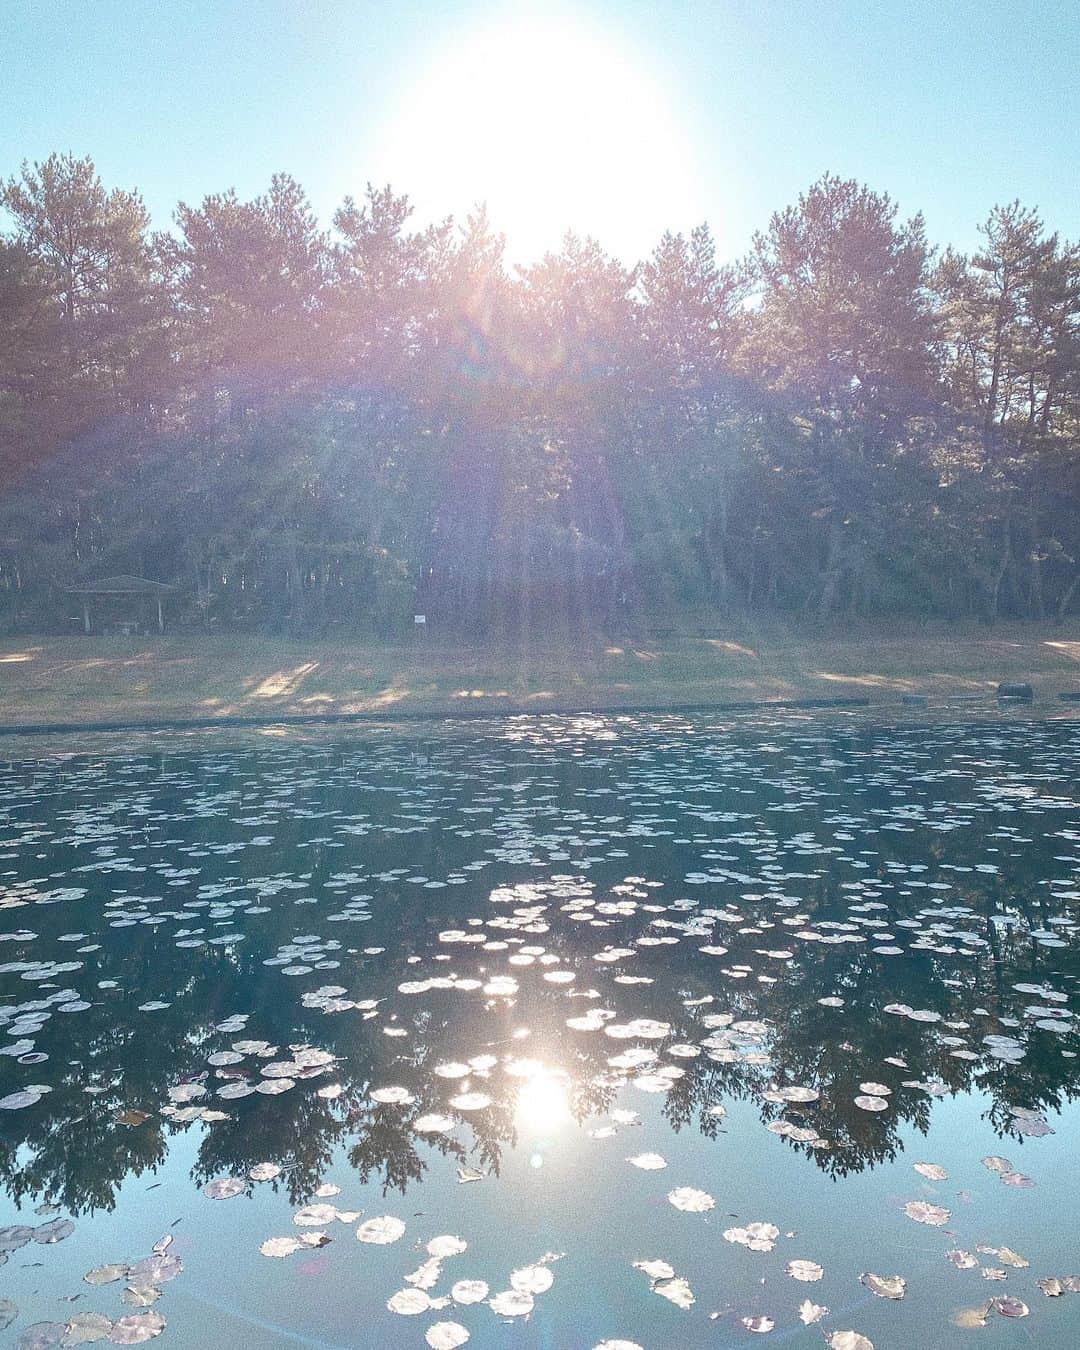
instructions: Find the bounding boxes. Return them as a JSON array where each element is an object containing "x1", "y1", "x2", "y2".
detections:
[{"x1": 414, "y1": 614, "x2": 426, "y2": 625}]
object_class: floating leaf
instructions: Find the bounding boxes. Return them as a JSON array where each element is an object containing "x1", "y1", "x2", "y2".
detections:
[
  {"x1": 996, "y1": 1247, "x2": 1029, "y2": 1269},
  {"x1": 293, "y1": 1204, "x2": 338, "y2": 1227},
  {"x1": 786, "y1": 1260, "x2": 823, "y2": 1282},
  {"x1": 387, "y1": 1289, "x2": 430, "y2": 1316},
  {"x1": 425, "y1": 1325, "x2": 469, "y2": 1350},
  {"x1": 259, "y1": 1237, "x2": 300, "y2": 1258},
  {"x1": 653, "y1": 1277, "x2": 694, "y2": 1309},
  {"x1": 510, "y1": 1265, "x2": 553, "y2": 1295},
  {"x1": 981, "y1": 1156, "x2": 1012, "y2": 1174},
  {"x1": 448, "y1": 1092, "x2": 491, "y2": 1112},
  {"x1": 994, "y1": 1296, "x2": 1028, "y2": 1318},
  {"x1": 798, "y1": 1300, "x2": 827, "y2": 1324},
  {"x1": 414, "y1": 1114, "x2": 455, "y2": 1135},
  {"x1": 106, "y1": 1310, "x2": 165, "y2": 1343},
  {"x1": 825, "y1": 1334, "x2": 873, "y2": 1350},
  {"x1": 912, "y1": 1162, "x2": 947, "y2": 1181},
  {"x1": 370, "y1": 1086, "x2": 414, "y2": 1105},
  {"x1": 356, "y1": 1216, "x2": 405, "y2": 1245},
  {"x1": 951, "y1": 1301, "x2": 994, "y2": 1329},
  {"x1": 167, "y1": 1083, "x2": 205, "y2": 1103},
  {"x1": 16, "y1": 1323, "x2": 66, "y2": 1349},
  {"x1": 62, "y1": 1311, "x2": 113, "y2": 1344},
  {"x1": 627, "y1": 1153, "x2": 667, "y2": 1170},
  {"x1": 489, "y1": 1290, "x2": 534, "y2": 1317},
  {"x1": 120, "y1": 1288, "x2": 160, "y2": 1309},
  {"x1": 203, "y1": 1177, "x2": 244, "y2": 1200},
  {"x1": 113, "y1": 1111, "x2": 150, "y2": 1127},
  {"x1": 0, "y1": 1090, "x2": 42, "y2": 1110},
  {"x1": 667, "y1": 1187, "x2": 715, "y2": 1213},
  {"x1": 860, "y1": 1273, "x2": 906, "y2": 1300},
  {"x1": 903, "y1": 1201, "x2": 949, "y2": 1226},
  {"x1": 84, "y1": 1264, "x2": 129, "y2": 1286},
  {"x1": 128, "y1": 1256, "x2": 181, "y2": 1285},
  {"x1": 633, "y1": 1259, "x2": 675, "y2": 1281},
  {"x1": 723, "y1": 1223, "x2": 779, "y2": 1252},
  {"x1": 742, "y1": 1316, "x2": 774, "y2": 1333},
  {"x1": 450, "y1": 1280, "x2": 488, "y2": 1305}
]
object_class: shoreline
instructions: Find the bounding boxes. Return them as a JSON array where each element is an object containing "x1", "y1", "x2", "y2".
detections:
[{"x1": 2, "y1": 625, "x2": 1079, "y2": 736}]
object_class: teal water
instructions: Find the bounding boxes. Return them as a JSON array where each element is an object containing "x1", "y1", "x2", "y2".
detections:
[{"x1": 1, "y1": 713, "x2": 1079, "y2": 1349}]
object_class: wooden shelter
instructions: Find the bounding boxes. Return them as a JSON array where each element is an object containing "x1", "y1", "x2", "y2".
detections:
[{"x1": 65, "y1": 575, "x2": 177, "y2": 634}]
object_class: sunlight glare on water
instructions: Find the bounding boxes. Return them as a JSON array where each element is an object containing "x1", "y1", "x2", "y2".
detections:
[
  {"x1": 0, "y1": 709, "x2": 1079, "y2": 1350},
  {"x1": 514, "y1": 1066, "x2": 572, "y2": 1137}
]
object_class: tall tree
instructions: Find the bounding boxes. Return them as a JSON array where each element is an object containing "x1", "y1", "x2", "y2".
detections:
[
  {"x1": 1, "y1": 152, "x2": 158, "y2": 464},
  {"x1": 166, "y1": 173, "x2": 326, "y2": 424}
]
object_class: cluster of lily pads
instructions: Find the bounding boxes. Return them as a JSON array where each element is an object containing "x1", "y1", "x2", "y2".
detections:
[
  {"x1": 0, "y1": 713, "x2": 1078, "y2": 1346},
  {"x1": 0, "y1": 1219, "x2": 178, "y2": 1347}
]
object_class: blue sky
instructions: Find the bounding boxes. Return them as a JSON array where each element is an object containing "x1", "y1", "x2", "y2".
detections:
[{"x1": 2, "y1": 0, "x2": 1078, "y2": 263}]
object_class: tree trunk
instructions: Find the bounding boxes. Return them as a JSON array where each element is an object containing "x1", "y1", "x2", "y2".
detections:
[
  {"x1": 818, "y1": 520, "x2": 844, "y2": 621},
  {"x1": 987, "y1": 518, "x2": 1013, "y2": 622},
  {"x1": 1057, "y1": 573, "x2": 1080, "y2": 625}
]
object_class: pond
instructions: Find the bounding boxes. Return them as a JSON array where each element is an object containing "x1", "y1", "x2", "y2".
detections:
[{"x1": 1, "y1": 712, "x2": 1079, "y2": 1350}]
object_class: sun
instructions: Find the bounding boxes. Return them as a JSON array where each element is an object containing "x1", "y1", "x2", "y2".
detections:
[{"x1": 373, "y1": 14, "x2": 701, "y2": 262}]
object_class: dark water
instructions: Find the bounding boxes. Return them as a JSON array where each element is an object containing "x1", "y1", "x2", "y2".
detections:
[{"x1": 1, "y1": 713, "x2": 1079, "y2": 1350}]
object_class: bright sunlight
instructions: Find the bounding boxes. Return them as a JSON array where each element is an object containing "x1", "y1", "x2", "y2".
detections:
[
  {"x1": 374, "y1": 14, "x2": 701, "y2": 260},
  {"x1": 514, "y1": 1067, "x2": 572, "y2": 1136}
]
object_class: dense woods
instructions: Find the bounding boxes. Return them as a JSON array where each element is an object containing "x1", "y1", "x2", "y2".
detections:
[{"x1": 1, "y1": 153, "x2": 1078, "y2": 636}]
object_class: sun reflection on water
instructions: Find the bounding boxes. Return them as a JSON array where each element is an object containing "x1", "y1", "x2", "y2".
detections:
[{"x1": 514, "y1": 1068, "x2": 572, "y2": 1136}]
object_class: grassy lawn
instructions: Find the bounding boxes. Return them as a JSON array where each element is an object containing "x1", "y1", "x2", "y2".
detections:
[{"x1": 1, "y1": 620, "x2": 1079, "y2": 728}]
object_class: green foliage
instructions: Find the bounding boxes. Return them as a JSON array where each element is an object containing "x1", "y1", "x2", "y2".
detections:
[{"x1": 1, "y1": 157, "x2": 1078, "y2": 633}]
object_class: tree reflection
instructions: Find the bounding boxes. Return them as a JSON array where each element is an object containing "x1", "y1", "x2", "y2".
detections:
[{"x1": 0, "y1": 717, "x2": 1077, "y2": 1217}]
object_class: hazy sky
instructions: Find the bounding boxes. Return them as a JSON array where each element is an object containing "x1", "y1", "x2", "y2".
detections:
[{"x1": 2, "y1": 0, "x2": 1078, "y2": 263}]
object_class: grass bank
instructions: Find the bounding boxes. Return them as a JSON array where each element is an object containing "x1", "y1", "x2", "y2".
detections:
[{"x1": 2, "y1": 620, "x2": 1079, "y2": 732}]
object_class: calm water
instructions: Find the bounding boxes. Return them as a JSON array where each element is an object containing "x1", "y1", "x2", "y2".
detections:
[{"x1": 1, "y1": 713, "x2": 1079, "y2": 1350}]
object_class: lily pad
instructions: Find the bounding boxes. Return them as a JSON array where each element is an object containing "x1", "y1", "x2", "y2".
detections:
[
  {"x1": 667, "y1": 1186, "x2": 715, "y2": 1213},
  {"x1": 860, "y1": 1273, "x2": 906, "y2": 1299},
  {"x1": 203, "y1": 1177, "x2": 244, "y2": 1200},
  {"x1": 450, "y1": 1280, "x2": 489, "y2": 1305},
  {"x1": 903, "y1": 1200, "x2": 949, "y2": 1226},
  {"x1": 62, "y1": 1312, "x2": 113, "y2": 1345},
  {"x1": 107, "y1": 1310, "x2": 165, "y2": 1343},
  {"x1": 356, "y1": 1215, "x2": 405, "y2": 1245},
  {"x1": 489, "y1": 1289, "x2": 534, "y2": 1317},
  {"x1": 424, "y1": 1323, "x2": 469, "y2": 1349}
]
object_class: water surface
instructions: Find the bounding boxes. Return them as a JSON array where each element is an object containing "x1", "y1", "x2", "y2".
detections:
[{"x1": 1, "y1": 713, "x2": 1079, "y2": 1349}]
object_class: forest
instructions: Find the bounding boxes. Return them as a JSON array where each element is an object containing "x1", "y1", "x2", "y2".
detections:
[{"x1": 1, "y1": 152, "x2": 1078, "y2": 637}]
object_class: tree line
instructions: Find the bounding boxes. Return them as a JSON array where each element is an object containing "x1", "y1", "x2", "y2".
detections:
[{"x1": 1, "y1": 152, "x2": 1078, "y2": 636}]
